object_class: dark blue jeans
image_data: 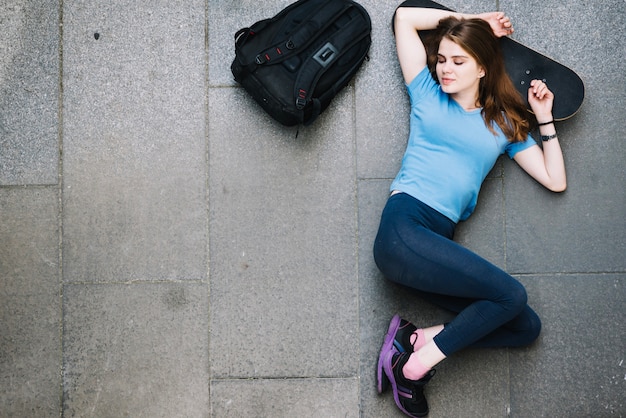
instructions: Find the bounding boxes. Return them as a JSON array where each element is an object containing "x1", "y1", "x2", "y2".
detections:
[{"x1": 373, "y1": 193, "x2": 541, "y2": 356}]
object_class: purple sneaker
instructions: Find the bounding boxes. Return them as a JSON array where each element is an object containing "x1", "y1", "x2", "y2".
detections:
[
  {"x1": 394, "y1": 317, "x2": 422, "y2": 353},
  {"x1": 382, "y1": 350, "x2": 436, "y2": 417},
  {"x1": 378, "y1": 315, "x2": 426, "y2": 393},
  {"x1": 377, "y1": 315, "x2": 402, "y2": 394}
]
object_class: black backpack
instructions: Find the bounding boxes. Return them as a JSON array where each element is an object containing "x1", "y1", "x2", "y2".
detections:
[{"x1": 231, "y1": 0, "x2": 372, "y2": 126}]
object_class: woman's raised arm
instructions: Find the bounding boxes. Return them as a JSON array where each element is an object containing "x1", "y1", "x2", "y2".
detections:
[
  {"x1": 393, "y1": 8, "x2": 454, "y2": 84},
  {"x1": 393, "y1": 7, "x2": 513, "y2": 84}
]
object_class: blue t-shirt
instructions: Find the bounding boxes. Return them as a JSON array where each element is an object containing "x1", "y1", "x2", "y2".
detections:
[{"x1": 390, "y1": 66, "x2": 536, "y2": 223}]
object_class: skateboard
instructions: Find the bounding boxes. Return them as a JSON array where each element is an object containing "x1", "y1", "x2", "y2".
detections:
[{"x1": 395, "y1": 0, "x2": 584, "y2": 121}]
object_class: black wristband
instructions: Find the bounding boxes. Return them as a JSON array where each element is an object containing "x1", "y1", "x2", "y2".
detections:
[
  {"x1": 538, "y1": 120, "x2": 554, "y2": 126},
  {"x1": 541, "y1": 133, "x2": 558, "y2": 142}
]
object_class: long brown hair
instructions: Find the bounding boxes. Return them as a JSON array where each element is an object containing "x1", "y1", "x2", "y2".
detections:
[{"x1": 426, "y1": 17, "x2": 531, "y2": 142}]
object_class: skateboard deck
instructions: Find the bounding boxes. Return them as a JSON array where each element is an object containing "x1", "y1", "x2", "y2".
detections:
[{"x1": 396, "y1": 0, "x2": 584, "y2": 121}]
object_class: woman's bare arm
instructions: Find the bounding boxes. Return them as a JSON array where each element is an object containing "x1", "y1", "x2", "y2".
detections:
[
  {"x1": 393, "y1": 7, "x2": 513, "y2": 84},
  {"x1": 514, "y1": 80, "x2": 567, "y2": 192}
]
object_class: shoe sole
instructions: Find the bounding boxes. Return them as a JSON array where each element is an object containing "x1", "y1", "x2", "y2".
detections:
[
  {"x1": 381, "y1": 349, "x2": 429, "y2": 418},
  {"x1": 377, "y1": 314, "x2": 401, "y2": 394}
]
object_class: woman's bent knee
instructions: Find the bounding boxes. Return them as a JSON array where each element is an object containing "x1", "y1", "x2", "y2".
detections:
[
  {"x1": 505, "y1": 280, "x2": 529, "y2": 313},
  {"x1": 524, "y1": 308, "x2": 542, "y2": 344}
]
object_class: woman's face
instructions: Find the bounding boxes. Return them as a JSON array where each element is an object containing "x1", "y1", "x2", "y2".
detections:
[{"x1": 436, "y1": 38, "x2": 485, "y2": 100}]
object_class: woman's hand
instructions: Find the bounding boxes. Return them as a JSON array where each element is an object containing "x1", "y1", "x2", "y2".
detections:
[
  {"x1": 515, "y1": 79, "x2": 565, "y2": 192},
  {"x1": 477, "y1": 12, "x2": 514, "y2": 37},
  {"x1": 528, "y1": 79, "x2": 555, "y2": 122}
]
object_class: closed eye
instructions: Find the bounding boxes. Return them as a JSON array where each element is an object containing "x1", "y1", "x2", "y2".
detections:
[{"x1": 437, "y1": 55, "x2": 468, "y2": 65}]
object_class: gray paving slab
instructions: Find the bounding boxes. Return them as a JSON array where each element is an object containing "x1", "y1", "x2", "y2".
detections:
[
  {"x1": 503, "y1": 0, "x2": 626, "y2": 274},
  {"x1": 210, "y1": 377, "x2": 359, "y2": 417},
  {"x1": 61, "y1": 0, "x2": 208, "y2": 282},
  {"x1": 0, "y1": 0, "x2": 624, "y2": 416},
  {"x1": 353, "y1": 0, "x2": 409, "y2": 180},
  {"x1": 0, "y1": 1, "x2": 60, "y2": 185},
  {"x1": 0, "y1": 188, "x2": 60, "y2": 416},
  {"x1": 505, "y1": 100, "x2": 625, "y2": 273},
  {"x1": 208, "y1": 86, "x2": 359, "y2": 379},
  {"x1": 62, "y1": 283, "x2": 209, "y2": 417},
  {"x1": 510, "y1": 275, "x2": 625, "y2": 417}
]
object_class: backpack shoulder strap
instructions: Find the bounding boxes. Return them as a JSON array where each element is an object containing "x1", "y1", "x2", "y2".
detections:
[
  {"x1": 294, "y1": 8, "x2": 370, "y2": 111},
  {"x1": 253, "y1": 0, "x2": 351, "y2": 65}
]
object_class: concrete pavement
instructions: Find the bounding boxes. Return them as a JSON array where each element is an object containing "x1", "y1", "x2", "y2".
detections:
[{"x1": 1, "y1": 0, "x2": 624, "y2": 416}]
